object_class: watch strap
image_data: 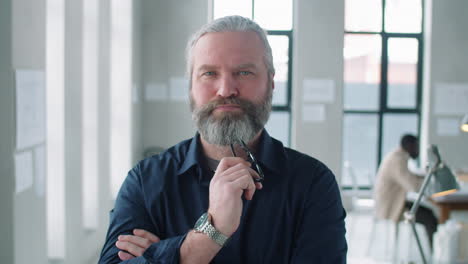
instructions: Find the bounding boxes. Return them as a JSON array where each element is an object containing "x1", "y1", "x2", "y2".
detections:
[{"x1": 194, "y1": 213, "x2": 229, "y2": 247}]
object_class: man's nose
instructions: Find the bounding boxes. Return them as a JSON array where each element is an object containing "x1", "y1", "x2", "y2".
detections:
[{"x1": 216, "y1": 75, "x2": 239, "y2": 98}]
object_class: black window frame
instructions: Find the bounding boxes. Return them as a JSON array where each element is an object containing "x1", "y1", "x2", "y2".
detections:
[
  {"x1": 342, "y1": 0, "x2": 425, "y2": 190},
  {"x1": 212, "y1": 0, "x2": 294, "y2": 146}
]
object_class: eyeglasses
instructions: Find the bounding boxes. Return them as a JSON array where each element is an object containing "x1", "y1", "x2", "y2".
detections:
[{"x1": 230, "y1": 140, "x2": 265, "y2": 183}]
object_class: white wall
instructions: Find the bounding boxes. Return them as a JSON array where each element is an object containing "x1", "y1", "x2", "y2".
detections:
[
  {"x1": 141, "y1": 0, "x2": 208, "y2": 151},
  {"x1": 60, "y1": 0, "x2": 144, "y2": 263},
  {"x1": 422, "y1": 0, "x2": 468, "y2": 169},
  {"x1": 95, "y1": 0, "x2": 113, "y2": 261},
  {"x1": 12, "y1": 0, "x2": 48, "y2": 263},
  {"x1": 64, "y1": 1, "x2": 85, "y2": 262},
  {"x1": 132, "y1": 0, "x2": 143, "y2": 163},
  {"x1": 292, "y1": 0, "x2": 345, "y2": 180},
  {"x1": 1, "y1": 0, "x2": 142, "y2": 263}
]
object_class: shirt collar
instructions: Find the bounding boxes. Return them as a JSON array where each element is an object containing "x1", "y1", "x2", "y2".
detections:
[
  {"x1": 255, "y1": 129, "x2": 285, "y2": 175},
  {"x1": 176, "y1": 130, "x2": 286, "y2": 177},
  {"x1": 177, "y1": 133, "x2": 205, "y2": 176}
]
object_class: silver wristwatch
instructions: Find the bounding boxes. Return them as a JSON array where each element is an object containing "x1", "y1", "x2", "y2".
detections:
[{"x1": 193, "y1": 212, "x2": 229, "y2": 247}]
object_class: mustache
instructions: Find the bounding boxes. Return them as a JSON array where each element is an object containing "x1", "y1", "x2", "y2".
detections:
[{"x1": 201, "y1": 97, "x2": 255, "y2": 114}]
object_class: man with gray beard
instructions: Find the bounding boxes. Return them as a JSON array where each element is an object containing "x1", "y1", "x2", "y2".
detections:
[
  {"x1": 99, "y1": 16, "x2": 347, "y2": 264},
  {"x1": 191, "y1": 89, "x2": 272, "y2": 147}
]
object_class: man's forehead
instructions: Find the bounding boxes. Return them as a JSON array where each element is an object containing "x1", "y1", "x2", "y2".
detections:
[
  {"x1": 194, "y1": 31, "x2": 264, "y2": 53},
  {"x1": 191, "y1": 31, "x2": 266, "y2": 68},
  {"x1": 195, "y1": 62, "x2": 260, "y2": 71}
]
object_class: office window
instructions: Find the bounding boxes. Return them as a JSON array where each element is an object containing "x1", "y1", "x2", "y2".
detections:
[
  {"x1": 342, "y1": 114, "x2": 379, "y2": 186},
  {"x1": 385, "y1": 0, "x2": 422, "y2": 33},
  {"x1": 213, "y1": 0, "x2": 293, "y2": 146},
  {"x1": 343, "y1": 0, "x2": 423, "y2": 188},
  {"x1": 343, "y1": 34, "x2": 381, "y2": 111},
  {"x1": 387, "y1": 38, "x2": 418, "y2": 109},
  {"x1": 382, "y1": 113, "x2": 418, "y2": 159},
  {"x1": 344, "y1": 0, "x2": 382, "y2": 32},
  {"x1": 253, "y1": 0, "x2": 292, "y2": 30},
  {"x1": 213, "y1": 0, "x2": 251, "y2": 19}
]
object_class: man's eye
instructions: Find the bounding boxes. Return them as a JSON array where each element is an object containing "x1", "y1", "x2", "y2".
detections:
[
  {"x1": 202, "y1": 71, "x2": 216, "y2": 76},
  {"x1": 238, "y1": 71, "x2": 252, "y2": 76}
]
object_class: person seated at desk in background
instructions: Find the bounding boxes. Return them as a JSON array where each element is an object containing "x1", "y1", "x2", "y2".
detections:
[
  {"x1": 374, "y1": 134, "x2": 438, "y2": 248},
  {"x1": 98, "y1": 15, "x2": 347, "y2": 263}
]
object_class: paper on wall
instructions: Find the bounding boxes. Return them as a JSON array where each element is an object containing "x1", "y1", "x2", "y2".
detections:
[
  {"x1": 303, "y1": 79, "x2": 335, "y2": 103},
  {"x1": 145, "y1": 83, "x2": 168, "y2": 101},
  {"x1": 169, "y1": 77, "x2": 189, "y2": 102},
  {"x1": 434, "y1": 83, "x2": 468, "y2": 115},
  {"x1": 15, "y1": 150, "x2": 34, "y2": 194},
  {"x1": 35, "y1": 145, "x2": 46, "y2": 197},
  {"x1": 302, "y1": 104, "x2": 326, "y2": 122},
  {"x1": 436, "y1": 118, "x2": 460, "y2": 136},
  {"x1": 15, "y1": 69, "x2": 46, "y2": 149}
]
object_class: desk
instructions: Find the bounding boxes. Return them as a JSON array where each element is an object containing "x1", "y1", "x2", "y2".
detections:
[
  {"x1": 432, "y1": 201, "x2": 468, "y2": 223},
  {"x1": 432, "y1": 191, "x2": 468, "y2": 224}
]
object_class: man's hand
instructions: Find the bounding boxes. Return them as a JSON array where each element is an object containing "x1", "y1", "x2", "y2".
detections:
[
  {"x1": 208, "y1": 157, "x2": 263, "y2": 237},
  {"x1": 115, "y1": 229, "x2": 160, "y2": 260}
]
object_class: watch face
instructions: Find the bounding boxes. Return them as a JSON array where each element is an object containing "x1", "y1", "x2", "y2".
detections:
[{"x1": 194, "y1": 212, "x2": 208, "y2": 229}]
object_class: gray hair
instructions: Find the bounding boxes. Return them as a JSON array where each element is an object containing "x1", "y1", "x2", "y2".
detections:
[{"x1": 185, "y1": 15, "x2": 275, "y2": 79}]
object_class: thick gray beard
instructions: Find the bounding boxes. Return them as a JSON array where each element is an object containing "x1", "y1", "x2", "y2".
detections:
[{"x1": 190, "y1": 88, "x2": 272, "y2": 146}]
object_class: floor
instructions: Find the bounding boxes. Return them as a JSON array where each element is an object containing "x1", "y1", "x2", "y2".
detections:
[{"x1": 346, "y1": 199, "x2": 432, "y2": 264}]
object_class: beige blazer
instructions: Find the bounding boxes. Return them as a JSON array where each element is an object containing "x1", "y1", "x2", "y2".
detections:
[{"x1": 373, "y1": 148, "x2": 423, "y2": 222}]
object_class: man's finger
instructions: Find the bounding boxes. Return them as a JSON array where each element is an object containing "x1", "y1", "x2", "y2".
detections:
[
  {"x1": 231, "y1": 175, "x2": 257, "y2": 200},
  {"x1": 216, "y1": 157, "x2": 250, "y2": 172},
  {"x1": 217, "y1": 163, "x2": 260, "y2": 182},
  {"x1": 118, "y1": 234, "x2": 151, "y2": 249},
  {"x1": 218, "y1": 164, "x2": 255, "y2": 179},
  {"x1": 133, "y1": 229, "x2": 160, "y2": 243},
  {"x1": 255, "y1": 181, "x2": 263, "y2": 190},
  {"x1": 115, "y1": 240, "x2": 145, "y2": 257},
  {"x1": 118, "y1": 251, "x2": 135, "y2": 261}
]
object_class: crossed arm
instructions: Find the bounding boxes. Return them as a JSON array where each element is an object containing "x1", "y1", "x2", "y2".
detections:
[
  {"x1": 100, "y1": 157, "x2": 262, "y2": 263},
  {"x1": 100, "y1": 157, "x2": 347, "y2": 263}
]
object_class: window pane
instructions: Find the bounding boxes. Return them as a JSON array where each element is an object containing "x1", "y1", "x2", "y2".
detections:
[
  {"x1": 385, "y1": 0, "x2": 422, "y2": 33},
  {"x1": 272, "y1": 81, "x2": 288, "y2": 106},
  {"x1": 381, "y1": 113, "x2": 418, "y2": 159},
  {"x1": 342, "y1": 114, "x2": 379, "y2": 186},
  {"x1": 213, "y1": 0, "x2": 252, "y2": 19},
  {"x1": 268, "y1": 35, "x2": 289, "y2": 106},
  {"x1": 345, "y1": 0, "x2": 382, "y2": 32},
  {"x1": 387, "y1": 38, "x2": 418, "y2": 108},
  {"x1": 254, "y1": 0, "x2": 292, "y2": 30},
  {"x1": 265, "y1": 111, "x2": 290, "y2": 147},
  {"x1": 344, "y1": 34, "x2": 381, "y2": 110}
]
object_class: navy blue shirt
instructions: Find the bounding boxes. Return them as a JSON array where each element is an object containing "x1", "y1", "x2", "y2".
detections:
[{"x1": 99, "y1": 131, "x2": 347, "y2": 263}]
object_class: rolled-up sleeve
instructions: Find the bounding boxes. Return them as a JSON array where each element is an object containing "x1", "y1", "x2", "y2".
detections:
[{"x1": 142, "y1": 235, "x2": 187, "y2": 263}]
